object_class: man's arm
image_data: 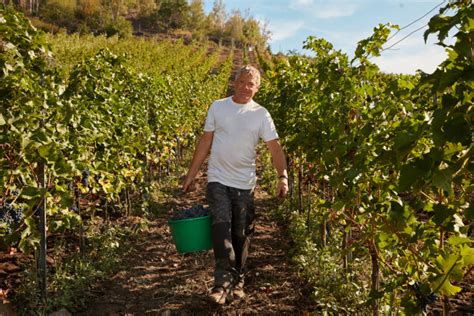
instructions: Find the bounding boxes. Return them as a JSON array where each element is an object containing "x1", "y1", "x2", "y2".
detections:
[
  {"x1": 265, "y1": 139, "x2": 289, "y2": 198},
  {"x1": 182, "y1": 131, "x2": 214, "y2": 192}
]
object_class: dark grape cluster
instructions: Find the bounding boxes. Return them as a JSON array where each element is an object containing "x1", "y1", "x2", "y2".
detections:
[
  {"x1": 170, "y1": 205, "x2": 209, "y2": 221},
  {"x1": 34, "y1": 207, "x2": 43, "y2": 219},
  {"x1": 411, "y1": 282, "x2": 438, "y2": 312},
  {"x1": 0, "y1": 203, "x2": 24, "y2": 234},
  {"x1": 117, "y1": 162, "x2": 130, "y2": 169},
  {"x1": 81, "y1": 168, "x2": 90, "y2": 186}
]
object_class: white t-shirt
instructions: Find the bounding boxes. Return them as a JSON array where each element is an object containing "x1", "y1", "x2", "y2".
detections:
[{"x1": 204, "y1": 97, "x2": 279, "y2": 189}]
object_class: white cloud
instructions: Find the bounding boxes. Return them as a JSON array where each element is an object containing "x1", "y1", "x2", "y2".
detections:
[
  {"x1": 297, "y1": 24, "x2": 376, "y2": 56},
  {"x1": 291, "y1": 0, "x2": 314, "y2": 6},
  {"x1": 268, "y1": 20, "x2": 305, "y2": 42},
  {"x1": 301, "y1": 23, "x2": 448, "y2": 74},
  {"x1": 289, "y1": 0, "x2": 359, "y2": 19},
  {"x1": 291, "y1": 24, "x2": 448, "y2": 74},
  {"x1": 314, "y1": 4, "x2": 358, "y2": 19},
  {"x1": 374, "y1": 38, "x2": 447, "y2": 74}
]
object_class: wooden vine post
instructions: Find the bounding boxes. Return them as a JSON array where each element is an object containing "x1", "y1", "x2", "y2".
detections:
[
  {"x1": 342, "y1": 225, "x2": 349, "y2": 273},
  {"x1": 298, "y1": 163, "x2": 303, "y2": 212},
  {"x1": 37, "y1": 160, "x2": 47, "y2": 303},
  {"x1": 320, "y1": 182, "x2": 327, "y2": 248},
  {"x1": 74, "y1": 188, "x2": 85, "y2": 254},
  {"x1": 370, "y1": 238, "x2": 380, "y2": 316},
  {"x1": 288, "y1": 157, "x2": 294, "y2": 211},
  {"x1": 306, "y1": 181, "x2": 312, "y2": 235}
]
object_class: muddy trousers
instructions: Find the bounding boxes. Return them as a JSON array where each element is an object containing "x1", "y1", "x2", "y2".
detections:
[{"x1": 206, "y1": 182, "x2": 255, "y2": 289}]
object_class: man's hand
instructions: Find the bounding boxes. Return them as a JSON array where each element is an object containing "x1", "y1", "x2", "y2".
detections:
[
  {"x1": 265, "y1": 139, "x2": 288, "y2": 199},
  {"x1": 277, "y1": 177, "x2": 289, "y2": 198},
  {"x1": 182, "y1": 176, "x2": 196, "y2": 193}
]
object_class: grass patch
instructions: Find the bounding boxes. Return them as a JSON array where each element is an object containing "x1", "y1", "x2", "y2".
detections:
[
  {"x1": 272, "y1": 199, "x2": 372, "y2": 314},
  {"x1": 13, "y1": 216, "x2": 148, "y2": 315}
]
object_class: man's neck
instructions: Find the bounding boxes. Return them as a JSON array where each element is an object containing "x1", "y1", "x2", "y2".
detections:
[{"x1": 232, "y1": 95, "x2": 252, "y2": 104}]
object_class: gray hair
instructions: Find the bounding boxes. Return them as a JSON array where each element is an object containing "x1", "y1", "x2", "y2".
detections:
[{"x1": 235, "y1": 65, "x2": 261, "y2": 86}]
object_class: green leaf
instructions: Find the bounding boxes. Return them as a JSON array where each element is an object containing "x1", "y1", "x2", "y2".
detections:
[
  {"x1": 0, "y1": 114, "x2": 6, "y2": 126},
  {"x1": 54, "y1": 156, "x2": 72, "y2": 176},
  {"x1": 432, "y1": 275, "x2": 462, "y2": 296},
  {"x1": 432, "y1": 253, "x2": 463, "y2": 296},
  {"x1": 431, "y1": 107, "x2": 449, "y2": 146},
  {"x1": 18, "y1": 217, "x2": 40, "y2": 254},
  {"x1": 394, "y1": 130, "x2": 418, "y2": 154},
  {"x1": 465, "y1": 204, "x2": 474, "y2": 221},
  {"x1": 441, "y1": 94, "x2": 458, "y2": 108},
  {"x1": 447, "y1": 236, "x2": 471, "y2": 246},
  {"x1": 397, "y1": 78, "x2": 415, "y2": 90},
  {"x1": 31, "y1": 128, "x2": 49, "y2": 143},
  {"x1": 333, "y1": 201, "x2": 345, "y2": 211},
  {"x1": 21, "y1": 186, "x2": 46, "y2": 200},
  {"x1": 60, "y1": 192, "x2": 74, "y2": 208},
  {"x1": 37, "y1": 143, "x2": 54, "y2": 159},
  {"x1": 399, "y1": 156, "x2": 432, "y2": 191},
  {"x1": 460, "y1": 245, "x2": 474, "y2": 266},
  {"x1": 345, "y1": 167, "x2": 360, "y2": 181},
  {"x1": 443, "y1": 113, "x2": 471, "y2": 146},
  {"x1": 432, "y1": 169, "x2": 453, "y2": 194},
  {"x1": 388, "y1": 201, "x2": 410, "y2": 230},
  {"x1": 432, "y1": 204, "x2": 455, "y2": 226},
  {"x1": 437, "y1": 69, "x2": 462, "y2": 91}
]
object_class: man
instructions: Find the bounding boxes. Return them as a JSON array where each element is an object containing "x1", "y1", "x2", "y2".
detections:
[{"x1": 182, "y1": 65, "x2": 288, "y2": 305}]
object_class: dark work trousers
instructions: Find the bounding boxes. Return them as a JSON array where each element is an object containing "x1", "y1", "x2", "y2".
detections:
[{"x1": 206, "y1": 182, "x2": 255, "y2": 289}]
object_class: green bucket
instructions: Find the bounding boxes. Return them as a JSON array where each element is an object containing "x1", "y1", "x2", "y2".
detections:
[{"x1": 168, "y1": 215, "x2": 212, "y2": 253}]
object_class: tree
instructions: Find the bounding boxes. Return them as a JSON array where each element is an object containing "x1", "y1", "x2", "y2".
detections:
[
  {"x1": 155, "y1": 0, "x2": 190, "y2": 31},
  {"x1": 243, "y1": 16, "x2": 270, "y2": 49},
  {"x1": 11, "y1": 0, "x2": 41, "y2": 15},
  {"x1": 40, "y1": 0, "x2": 77, "y2": 29},
  {"x1": 136, "y1": 0, "x2": 156, "y2": 19},
  {"x1": 224, "y1": 9, "x2": 243, "y2": 43},
  {"x1": 76, "y1": 0, "x2": 100, "y2": 17},
  {"x1": 208, "y1": 0, "x2": 225, "y2": 37},
  {"x1": 102, "y1": 0, "x2": 135, "y2": 21},
  {"x1": 188, "y1": 0, "x2": 206, "y2": 39}
]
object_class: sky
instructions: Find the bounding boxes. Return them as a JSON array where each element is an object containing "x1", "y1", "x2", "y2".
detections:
[{"x1": 202, "y1": 0, "x2": 451, "y2": 74}]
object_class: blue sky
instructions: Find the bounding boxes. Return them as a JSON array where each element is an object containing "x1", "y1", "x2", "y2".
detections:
[{"x1": 203, "y1": 0, "x2": 450, "y2": 74}]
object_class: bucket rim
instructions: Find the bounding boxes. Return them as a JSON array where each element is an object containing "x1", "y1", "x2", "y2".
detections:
[{"x1": 168, "y1": 214, "x2": 211, "y2": 224}]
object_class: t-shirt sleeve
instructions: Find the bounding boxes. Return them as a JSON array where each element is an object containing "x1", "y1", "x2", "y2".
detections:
[
  {"x1": 203, "y1": 102, "x2": 216, "y2": 132},
  {"x1": 260, "y1": 110, "x2": 279, "y2": 141}
]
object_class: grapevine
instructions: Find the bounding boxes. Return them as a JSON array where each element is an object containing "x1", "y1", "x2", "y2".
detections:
[{"x1": 256, "y1": 1, "x2": 472, "y2": 313}]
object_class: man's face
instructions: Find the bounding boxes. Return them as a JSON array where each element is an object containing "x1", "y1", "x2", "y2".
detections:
[{"x1": 233, "y1": 73, "x2": 260, "y2": 104}]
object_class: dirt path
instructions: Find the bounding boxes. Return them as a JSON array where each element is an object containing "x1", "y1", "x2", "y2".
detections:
[{"x1": 79, "y1": 172, "x2": 317, "y2": 315}]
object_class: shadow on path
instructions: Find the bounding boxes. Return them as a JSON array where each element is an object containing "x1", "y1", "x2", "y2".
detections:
[{"x1": 79, "y1": 172, "x2": 317, "y2": 315}]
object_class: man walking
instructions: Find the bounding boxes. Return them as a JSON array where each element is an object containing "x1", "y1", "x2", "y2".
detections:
[{"x1": 182, "y1": 65, "x2": 288, "y2": 305}]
